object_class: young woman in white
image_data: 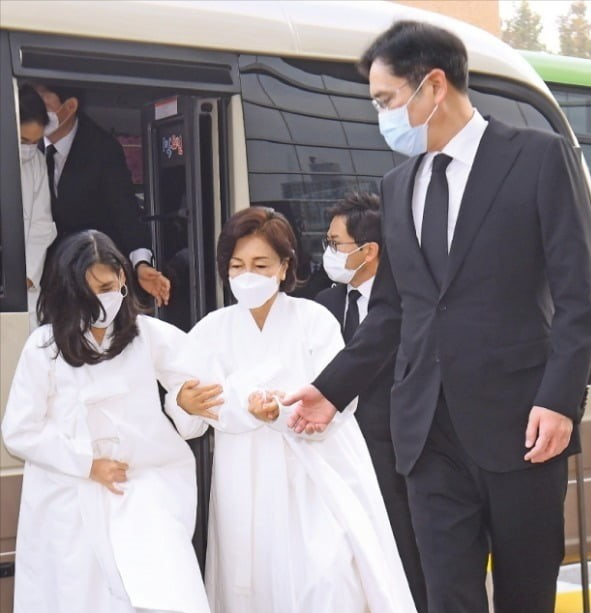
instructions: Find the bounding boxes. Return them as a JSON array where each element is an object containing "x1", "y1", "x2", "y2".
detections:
[
  {"x1": 2, "y1": 230, "x2": 210, "y2": 613},
  {"x1": 166, "y1": 207, "x2": 416, "y2": 613}
]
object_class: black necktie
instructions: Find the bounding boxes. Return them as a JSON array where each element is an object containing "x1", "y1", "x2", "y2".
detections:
[
  {"x1": 45, "y1": 144, "x2": 57, "y2": 214},
  {"x1": 343, "y1": 289, "x2": 361, "y2": 343},
  {"x1": 421, "y1": 153, "x2": 452, "y2": 288}
]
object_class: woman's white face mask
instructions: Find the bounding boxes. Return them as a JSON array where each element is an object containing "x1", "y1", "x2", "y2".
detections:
[
  {"x1": 229, "y1": 272, "x2": 280, "y2": 309},
  {"x1": 92, "y1": 283, "x2": 128, "y2": 328}
]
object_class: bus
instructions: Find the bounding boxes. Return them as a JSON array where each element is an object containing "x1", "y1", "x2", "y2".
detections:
[
  {"x1": 1, "y1": 2, "x2": 590, "y2": 611},
  {"x1": 521, "y1": 50, "x2": 591, "y2": 167}
]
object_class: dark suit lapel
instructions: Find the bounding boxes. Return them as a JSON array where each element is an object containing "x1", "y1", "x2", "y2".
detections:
[
  {"x1": 441, "y1": 118, "x2": 522, "y2": 295},
  {"x1": 58, "y1": 114, "x2": 91, "y2": 195},
  {"x1": 327, "y1": 285, "x2": 347, "y2": 324}
]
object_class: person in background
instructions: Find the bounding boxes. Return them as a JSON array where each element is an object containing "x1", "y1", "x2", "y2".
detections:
[
  {"x1": 166, "y1": 206, "x2": 417, "y2": 613},
  {"x1": 2, "y1": 230, "x2": 210, "y2": 613},
  {"x1": 34, "y1": 82, "x2": 170, "y2": 306},
  {"x1": 316, "y1": 191, "x2": 427, "y2": 613},
  {"x1": 285, "y1": 20, "x2": 591, "y2": 613},
  {"x1": 18, "y1": 83, "x2": 57, "y2": 330}
]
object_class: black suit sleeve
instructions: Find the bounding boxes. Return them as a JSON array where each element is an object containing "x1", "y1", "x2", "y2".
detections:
[
  {"x1": 313, "y1": 226, "x2": 402, "y2": 410},
  {"x1": 533, "y1": 137, "x2": 591, "y2": 418},
  {"x1": 101, "y1": 135, "x2": 150, "y2": 256}
]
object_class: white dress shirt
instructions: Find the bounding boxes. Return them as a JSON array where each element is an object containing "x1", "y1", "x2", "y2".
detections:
[
  {"x1": 347, "y1": 275, "x2": 375, "y2": 324},
  {"x1": 412, "y1": 110, "x2": 488, "y2": 250},
  {"x1": 44, "y1": 119, "x2": 78, "y2": 193}
]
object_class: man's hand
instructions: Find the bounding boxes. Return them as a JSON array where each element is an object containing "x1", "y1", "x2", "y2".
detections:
[
  {"x1": 177, "y1": 379, "x2": 223, "y2": 420},
  {"x1": 524, "y1": 405, "x2": 573, "y2": 463},
  {"x1": 136, "y1": 263, "x2": 171, "y2": 306},
  {"x1": 90, "y1": 458, "x2": 128, "y2": 495},
  {"x1": 283, "y1": 385, "x2": 337, "y2": 434}
]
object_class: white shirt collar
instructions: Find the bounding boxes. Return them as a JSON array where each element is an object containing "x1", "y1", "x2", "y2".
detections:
[
  {"x1": 44, "y1": 117, "x2": 79, "y2": 158},
  {"x1": 419, "y1": 109, "x2": 487, "y2": 175},
  {"x1": 348, "y1": 275, "x2": 374, "y2": 299}
]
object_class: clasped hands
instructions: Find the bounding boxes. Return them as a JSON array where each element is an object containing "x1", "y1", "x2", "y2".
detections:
[
  {"x1": 248, "y1": 390, "x2": 285, "y2": 422},
  {"x1": 176, "y1": 380, "x2": 286, "y2": 424}
]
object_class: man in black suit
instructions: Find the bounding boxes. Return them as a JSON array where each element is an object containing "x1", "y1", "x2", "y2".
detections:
[
  {"x1": 36, "y1": 83, "x2": 170, "y2": 305},
  {"x1": 285, "y1": 21, "x2": 591, "y2": 613},
  {"x1": 316, "y1": 192, "x2": 427, "y2": 613}
]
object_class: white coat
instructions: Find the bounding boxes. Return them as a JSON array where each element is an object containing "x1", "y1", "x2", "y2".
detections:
[
  {"x1": 166, "y1": 293, "x2": 417, "y2": 613},
  {"x1": 2, "y1": 315, "x2": 210, "y2": 613},
  {"x1": 20, "y1": 149, "x2": 57, "y2": 329}
]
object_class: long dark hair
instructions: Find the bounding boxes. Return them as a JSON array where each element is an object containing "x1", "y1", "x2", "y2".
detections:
[{"x1": 38, "y1": 230, "x2": 144, "y2": 366}]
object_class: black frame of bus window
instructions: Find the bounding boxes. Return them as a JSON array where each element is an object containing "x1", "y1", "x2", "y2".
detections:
[{"x1": 0, "y1": 30, "x2": 26, "y2": 312}]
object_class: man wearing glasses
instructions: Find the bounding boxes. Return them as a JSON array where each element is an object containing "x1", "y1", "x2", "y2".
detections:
[
  {"x1": 286, "y1": 19, "x2": 591, "y2": 613},
  {"x1": 316, "y1": 191, "x2": 427, "y2": 613}
]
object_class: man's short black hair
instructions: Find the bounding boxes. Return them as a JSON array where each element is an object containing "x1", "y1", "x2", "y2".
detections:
[
  {"x1": 358, "y1": 20, "x2": 468, "y2": 93},
  {"x1": 18, "y1": 83, "x2": 49, "y2": 126},
  {"x1": 328, "y1": 192, "x2": 382, "y2": 249}
]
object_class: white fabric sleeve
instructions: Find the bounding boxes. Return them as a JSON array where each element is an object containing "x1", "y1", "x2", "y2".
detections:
[
  {"x1": 1, "y1": 332, "x2": 93, "y2": 478},
  {"x1": 140, "y1": 316, "x2": 210, "y2": 440},
  {"x1": 23, "y1": 155, "x2": 57, "y2": 288},
  {"x1": 266, "y1": 304, "x2": 357, "y2": 439},
  {"x1": 129, "y1": 248, "x2": 154, "y2": 269}
]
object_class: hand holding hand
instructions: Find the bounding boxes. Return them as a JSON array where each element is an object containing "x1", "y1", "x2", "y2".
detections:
[
  {"x1": 282, "y1": 385, "x2": 337, "y2": 434},
  {"x1": 248, "y1": 390, "x2": 285, "y2": 422},
  {"x1": 524, "y1": 405, "x2": 573, "y2": 463},
  {"x1": 177, "y1": 379, "x2": 223, "y2": 420},
  {"x1": 136, "y1": 263, "x2": 171, "y2": 306},
  {"x1": 90, "y1": 458, "x2": 129, "y2": 495}
]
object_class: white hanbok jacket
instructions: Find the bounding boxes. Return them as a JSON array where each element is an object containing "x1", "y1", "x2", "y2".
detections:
[
  {"x1": 2, "y1": 315, "x2": 210, "y2": 613},
  {"x1": 20, "y1": 149, "x2": 57, "y2": 328},
  {"x1": 166, "y1": 293, "x2": 417, "y2": 613}
]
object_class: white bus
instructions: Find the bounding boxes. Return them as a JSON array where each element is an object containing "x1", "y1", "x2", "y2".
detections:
[{"x1": 1, "y1": 2, "x2": 589, "y2": 609}]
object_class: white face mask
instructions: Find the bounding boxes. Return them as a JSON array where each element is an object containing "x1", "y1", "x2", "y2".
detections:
[
  {"x1": 378, "y1": 74, "x2": 438, "y2": 157},
  {"x1": 322, "y1": 245, "x2": 366, "y2": 284},
  {"x1": 229, "y1": 272, "x2": 279, "y2": 309},
  {"x1": 20, "y1": 143, "x2": 37, "y2": 163},
  {"x1": 44, "y1": 111, "x2": 60, "y2": 136},
  {"x1": 92, "y1": 284, "x2": 127, "y2": 328}
]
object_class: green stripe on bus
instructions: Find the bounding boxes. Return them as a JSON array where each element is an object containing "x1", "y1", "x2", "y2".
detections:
[{"x1": 520, "y1": 50, "x2": 591, "y2": 88}]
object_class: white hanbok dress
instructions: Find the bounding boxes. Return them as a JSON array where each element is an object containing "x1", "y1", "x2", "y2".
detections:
[
  {"x1": 166, "y1": 293, "x2": 417, "y2": 613},
  {"x1": 2, "y1": 315, "x2": 210, "y2": 613}
]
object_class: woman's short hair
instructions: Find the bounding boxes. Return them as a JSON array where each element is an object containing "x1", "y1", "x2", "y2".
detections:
[
  {"x1": 217, "y1": 207, "x2": 298, "y2": 292},
  {"x1": 18, "y1": 83, "x2": 49, "y2": 126},
  {"x1": 37, "y1": 230, "x2": 145, "y2": 366}
]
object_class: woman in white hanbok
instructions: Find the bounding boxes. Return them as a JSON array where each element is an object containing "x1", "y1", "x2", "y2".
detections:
[
  {"x1": 166, "y1": 207, "x2": 417, "y2": 613},
  {"x1": 2, "y1": 230, "x2": 210, "y2": 613}
]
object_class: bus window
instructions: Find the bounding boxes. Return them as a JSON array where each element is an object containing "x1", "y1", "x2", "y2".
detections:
[
  {"x1": 548, "y1": 87, "x2": 591, "y2": 165},
  {"x1": 520, "y1": 51, "x2": 591, "y2": 167}
]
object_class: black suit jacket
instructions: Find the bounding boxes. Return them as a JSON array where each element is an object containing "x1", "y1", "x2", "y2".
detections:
[
  {"x1": 50, "y1": 113, "x2": 149, "y2": 255},
  {"x1": 315, "y1": 283, "x2": 395, "y2": 446},
  {"x1": 315, "y1": 117, "x2": 591, "y2": 475}
]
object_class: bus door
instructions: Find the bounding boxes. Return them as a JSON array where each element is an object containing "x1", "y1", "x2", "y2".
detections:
[{"x1": 141, "y1": 95, "x2": 220, "y2": 570}]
